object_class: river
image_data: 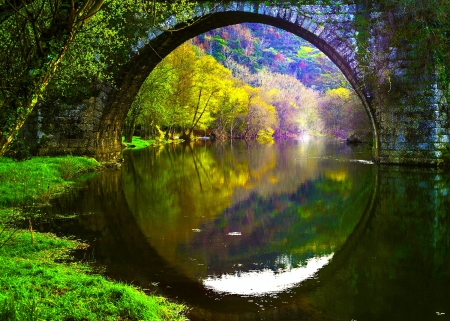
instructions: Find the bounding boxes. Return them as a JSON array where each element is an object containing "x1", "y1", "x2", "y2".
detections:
[{"x1": 42, "y1": 139, "x2": 450, "y2": 321}]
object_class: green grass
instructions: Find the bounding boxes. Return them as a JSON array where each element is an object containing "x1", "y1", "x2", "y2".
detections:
[
  {"x1": 123, "y1": 136, "x2": 183, "y2": 150},
  {"x1": 123, "y1": 136, "x2": 153, "y2": 149},
  {"x1": 0, "y1": 155, "x2": 101, "y2": 208},
  {"x1": 0, "y1": 155, "x2": 187, "y2": 320},
  {"x1": 0, "y1": 230, "x2": 187, "y2": 321}
]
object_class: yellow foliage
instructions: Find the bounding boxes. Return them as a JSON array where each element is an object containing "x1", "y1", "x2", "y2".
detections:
[
  {"x1": 155, "y1": 125, "x2": 165, "y2": 140},
  {"x1": 325, "y1": 170, "x2": 348, "y2": 181},
  {"x1": 326, "y1": 87, "x2": 351, "y2": 100}
]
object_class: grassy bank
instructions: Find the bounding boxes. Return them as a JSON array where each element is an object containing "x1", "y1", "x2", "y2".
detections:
[
  {"x1": 123, "y1": 136, "x2": 152, "y2": 149},
  {"x1": 0, "y1": 155, "x2": 101, "y2": 208},
  {"x1": 0, "y1": 156, "x2": 187, "y2": 320},
  {"x1": 122, "y1": 136, "x2": 183, "y2": 150},
  {"x1": 0, "y1": 231, "x2": 186, "y2": 320}
]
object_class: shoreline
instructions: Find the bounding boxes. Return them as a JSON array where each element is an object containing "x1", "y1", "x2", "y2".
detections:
[{"x1": 0, "y1": 155, "x2": 187, "y2": 320}]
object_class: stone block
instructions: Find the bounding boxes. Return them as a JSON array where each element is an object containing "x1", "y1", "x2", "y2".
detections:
[
  {"x1": 438, "y1": 135, "x2": 450, "y2": 143},
  {"x1": 434, "y1": 143, "x2": 449, "y2": 150},
  {"x1": 300, "y1": 16, "x2": 311, "y2": 29}
]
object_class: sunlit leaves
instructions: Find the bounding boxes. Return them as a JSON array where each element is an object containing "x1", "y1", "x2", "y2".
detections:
[
  {"x1": 130, "y1": 42, "x2": 235, "y2": 138},
  {"x1": 319, "y1": 87, "x2": 370, "y2": 139}
]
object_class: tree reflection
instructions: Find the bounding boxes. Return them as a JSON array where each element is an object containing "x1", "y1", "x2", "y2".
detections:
[{"x1": 122, "y1": 140, "x2": 373, "y2": 288}]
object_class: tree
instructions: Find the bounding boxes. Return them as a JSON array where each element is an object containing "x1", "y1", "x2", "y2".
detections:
[
  {"x1": 131, "y1": 57, "x2": 176, "y2": 140},
  {"x1": 213, "y1": 79, "x2": 249, "y2": 139},
  {"x1": 242, "y1": 85, "x2": 278, "y2": 139},
  {"x1": 0, "y1": 0, "x2": 200, "y2": 156},
  {"x1": 258, "y1": 70, "x2": 322, "y2": 137},
  {"x1": 0, "y1": 0, "x2": 106, "y2": 156},
  {"x1": 130, "y1": 42, "x2": 241, "y2": 141},
  {"x1": 319, "y1": 87, "x2": 370, "y2": 139},
  {"x1": 181, "y1": 55, "x2": 234, "y2": 139}
]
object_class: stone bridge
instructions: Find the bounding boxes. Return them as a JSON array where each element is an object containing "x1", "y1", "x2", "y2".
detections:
[{"x1": 50, "y1": 1, "x2": 449, "y2": 165}]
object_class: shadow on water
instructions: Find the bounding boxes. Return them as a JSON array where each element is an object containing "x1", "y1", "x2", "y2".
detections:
[{"x1": 40, "y1": 140, "x2": 450, "y2": 321}]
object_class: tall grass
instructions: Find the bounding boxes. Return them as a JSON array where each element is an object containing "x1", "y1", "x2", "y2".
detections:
[
  {"x1": 0, "y1": 231, "x2": 187, "y2": 321},
  {"x1": 0, "y1": 155, "x2": 100, "y2": 208}
]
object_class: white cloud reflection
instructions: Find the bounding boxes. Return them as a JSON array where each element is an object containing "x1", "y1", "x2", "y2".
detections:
[{"x1": 203, "y1": 254, "x2": 333, "y2": 296}]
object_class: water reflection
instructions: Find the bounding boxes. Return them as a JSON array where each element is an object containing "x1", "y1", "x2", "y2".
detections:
[
  {"x1": 122, "y1": 140, "x2": 373, "y2": 294},
  {"x1": 42, "y1": 140, "x2": 450, "y2": 320},
  {"x1": 203, "y1": 254, "x2": 334, "y2": 296}
]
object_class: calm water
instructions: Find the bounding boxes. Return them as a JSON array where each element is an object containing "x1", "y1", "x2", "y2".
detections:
[{"x1": 43, "y1": 140, "x2": 450, "y2": 321}]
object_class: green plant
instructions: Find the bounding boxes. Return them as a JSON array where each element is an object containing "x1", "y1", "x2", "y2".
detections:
[
  {"x1": 5, "y1": 139, "x2": 31, "y2": 162},
  {"x1": 57, "y1": 155, "x2": 79, "y2": 181},
  {"x1": 0, "y1": 231, "x2": 187, "y2": 321},
  {"x1": 442, "y1": 143, "x2": 450, "y2": 167}
]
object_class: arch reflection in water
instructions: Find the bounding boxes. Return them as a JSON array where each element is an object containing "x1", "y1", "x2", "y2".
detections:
[
  {"x1": 44, "y1": 141, "x2": 450, "y2": 320},
  {"x1": 122, "y1": 140, "x2": 373, "y2": 295},
  {"x1": 203, "y1": 253, "x2": 333, "y2": 296}
]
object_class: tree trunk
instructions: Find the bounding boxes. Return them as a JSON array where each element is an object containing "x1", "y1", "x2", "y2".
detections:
[
  {"x1": 123, "y1": 123, "x2": 135, "y2": 143},
  {"x1": 0, "y1": 35, "x2": 75, "y2": 156},
  {"x1": 0, "y1": 0, "x2": 105, "y2": 157}
]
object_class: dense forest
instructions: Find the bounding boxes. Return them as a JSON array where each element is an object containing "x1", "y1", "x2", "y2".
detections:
[{"x1": 125, "y1": 23, "x2": 371, "y2": 143}]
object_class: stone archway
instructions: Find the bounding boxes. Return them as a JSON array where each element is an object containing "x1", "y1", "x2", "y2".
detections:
[
  {"x1": 95, "y1": 4, "x2": 379, "y2": 161},
  {"x1": 93, "y1": 2, "x2": 446, "y2": 166}
]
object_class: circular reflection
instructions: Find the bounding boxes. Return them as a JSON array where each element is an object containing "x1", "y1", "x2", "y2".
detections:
[
  {"x1": 122, "y1": 140, "x2": 374, "y2": 297},
  {"x1": 45, "y1": 141, "x2": 450, "y2": 320}
]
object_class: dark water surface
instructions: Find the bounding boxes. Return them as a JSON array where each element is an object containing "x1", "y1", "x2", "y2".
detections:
[{"x1": 43, "y1": 140, "x2": 450, "y2": 321}]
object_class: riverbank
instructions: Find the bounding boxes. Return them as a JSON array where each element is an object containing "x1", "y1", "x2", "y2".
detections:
[
  {"x1": 0, "y1": 155, "x2": 187, "y2": 320},
  {"x1": 123, "y1": 136, "x2": 184, "y2": 150},
  {"x1": 0, "y1": 155, "x2": 101, "y2": 208}
]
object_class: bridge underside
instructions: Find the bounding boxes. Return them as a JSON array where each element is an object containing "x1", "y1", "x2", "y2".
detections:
[{"x1": 39, "y1": 3, "x2": 449, "y2": 166}]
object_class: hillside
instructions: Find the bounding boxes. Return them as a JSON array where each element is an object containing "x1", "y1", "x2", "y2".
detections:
[{"x1": 192, "y1": 23, "x2": 348, "y2": 92}]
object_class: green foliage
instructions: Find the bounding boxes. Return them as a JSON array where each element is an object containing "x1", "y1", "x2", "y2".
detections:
[
  {"x1": 5, "y1": 140, "x2": 32, "y2": 162},
  {"x1": 442, "y1": 143, "x2": 450, "y2": 167},
  {"x1": 123, "y1": 136, "x2": 151, "y2": 149},
  {"x1": 0, "y1": 230, "x2": 187, "y2": 321},
  {"x1": 0, "y1": 156, "x2": 100, "y2": 208},
  {"x1": 296, "y1": 46, "x2": 318, "y2": 59}
]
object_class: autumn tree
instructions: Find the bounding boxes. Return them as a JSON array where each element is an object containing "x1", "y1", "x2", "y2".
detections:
[
  {"x1": 129, "y1": 42, "x2": 241, "y2": 141},
  {"x1": 319, "y1": 88, "x2": 370, "y2": 139},
  {"x1": 242, "y1": 85, "x2": 278, "y2": 139},
  {"x1": 212, "y1": 79, "x2": 249, "y2": 139},
  {"x1": 258, "y1": 70, "x2": 322, "y2": 137}
]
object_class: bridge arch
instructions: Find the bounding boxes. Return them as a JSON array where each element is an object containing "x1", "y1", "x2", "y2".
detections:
[{"x1": 96, "y1": 4, "x2": 380, "y2": 160}]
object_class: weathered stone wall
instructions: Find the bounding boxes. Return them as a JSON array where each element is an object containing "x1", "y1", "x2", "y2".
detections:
[
  {"x1": 37, "y1": 88, "x2": 118, "y2": 158},
  {"x1": 374, "y1": 75, "x2": 448, "y2": 166},
  {"x1": 367, "y1": 17, "x2": 450, "y2": 166}
]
